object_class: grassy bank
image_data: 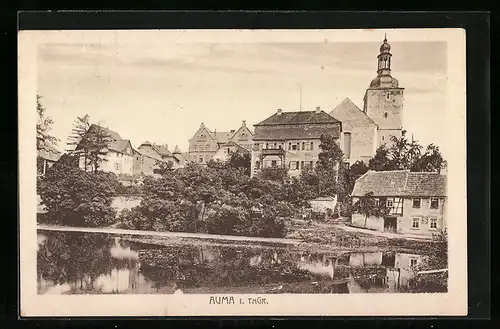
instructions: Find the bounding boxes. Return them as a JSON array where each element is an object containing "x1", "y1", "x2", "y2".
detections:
[{"x1": 285, "y1": 219, "x2": 436, "y2": 254}]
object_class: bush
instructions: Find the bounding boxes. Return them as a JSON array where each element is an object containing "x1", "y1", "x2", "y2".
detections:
[{"x1": 37, "y1": 165, "x2": 117, "y2": 227}]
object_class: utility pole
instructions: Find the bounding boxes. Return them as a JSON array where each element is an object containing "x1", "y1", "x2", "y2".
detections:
[{"x1": 299, "y1": 84, "x2": 303, "y2": 111}]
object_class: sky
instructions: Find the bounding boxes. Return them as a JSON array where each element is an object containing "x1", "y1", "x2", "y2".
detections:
[{"x1": 37, "y1": 32, "x2": 448, "y2": 159}]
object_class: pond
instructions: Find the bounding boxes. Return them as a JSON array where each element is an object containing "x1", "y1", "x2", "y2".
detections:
[{"x1": 37, "y1": 231, "x2": 428, "y2": 295}]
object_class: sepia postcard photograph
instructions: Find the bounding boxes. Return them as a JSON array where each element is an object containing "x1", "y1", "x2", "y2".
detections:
[{"x1": 18, "y1": 28, "x2": 467, "y2": 317}]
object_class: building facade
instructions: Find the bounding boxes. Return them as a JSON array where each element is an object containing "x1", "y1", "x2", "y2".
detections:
[
  {"x1": 251, "y1": 107, "x2": 342, "y2": 177},
  {"x1": 212, "y1": 141, "x2": 250, "y2": 162},
  {"x1": 187, "y1": 120, "x2": 253, "y2": 165},
  {"x1": 351, "y1": 170, "x2": 447, "y2": 237}
]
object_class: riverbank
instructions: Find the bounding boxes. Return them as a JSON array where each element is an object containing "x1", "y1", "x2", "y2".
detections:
[{"x1": 38, "y1": 219, "x2": 437, "y2": 255}]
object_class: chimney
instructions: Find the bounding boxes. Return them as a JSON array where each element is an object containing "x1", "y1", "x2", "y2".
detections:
[
  {"x1": 277, "y1": 109, "x2": 282, "y2": 115},
  {"x1": 200, "y1": 122, "x2": 205, "y2": 128},
  {"x1": 315, "y1": 106, "x2": 321, "y2": 114},
  {"x1": 242, "y1": 120, "x2": 246, "y2": 127}
]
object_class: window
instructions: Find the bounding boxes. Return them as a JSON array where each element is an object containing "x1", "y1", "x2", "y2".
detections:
[
  {"x1": 382, "y1": 136, "x2": 385, "y2": 141},
  {"x1": 288, "y1": 143, "x2": 291, "y2": 150},
  {"x1": 255, "y1": 143, "x2": 259, "y2": 149},
  {"x1": 304, "y1": 142, "x2": 313, "y2": 151},
  {"x1": 115, "y1": 163, "x2": 120, "y2": 170},
  {"x1": 271, "y1": 160, "x2": 277, "y2": 167},
  {"x1": 374, "y1": 198, "x2": 380, "y2": 207},
  {"x1": 386, "y1": 93, "x2": 390, "y2": 100},
  {"x1": 410, "y1": 258, "x2": 418, "y2": 267},
  {"x1": 278, "y1": 144, "x2": 282, "y2": 149},
  {"x1": 291, "y1": 144, "x2": 298, "y2": 151},
  {"x1": 290, "y1": 161, "x2": 298, "y2": 170},
  {"x1": 413, "y1": 198, "x2": 421, "y2": 208},
  {"x1": 199, "y1": 157, "x2": 203, "y2": 163},
  {"x1": 386, "y1": 198, "x2": 394, "y2": 208},
  {"x1": 300, "y1": 161, "x2": 304, "y2": 169},
  {"x1": 430, "y1": 197, "x2": 439, "y2": 209},
  {"x1": 412, "y1": 217, "x2": 420, "y2": 229},
  {"x1": 309, "y1": 161, "x2": 314, "y2": 168},
  {"x1": 430, "y1": 218, "x2": 438, "y2": 229},
  {"x1": 384, "y1": 112, "x2": 388, "y2": 118}
]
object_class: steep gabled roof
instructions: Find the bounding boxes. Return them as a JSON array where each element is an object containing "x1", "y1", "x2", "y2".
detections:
[
  {"x1": 108, "y1": 139, "x2": 132, "y2": 154},
  {"x1": 352, "y1": 170, "x2": 447, "y2": 197},
  {"x1": 255, "y1": 110, "x2": 340, "y2": 126},
  {"x1": 152, "y1": 144, "x2": 173, "y2": 157},
  {"x1": 329, "y1": 98, "x2": 377, "y2": 129}
]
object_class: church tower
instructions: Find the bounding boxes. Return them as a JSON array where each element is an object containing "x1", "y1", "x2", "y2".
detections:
[{"x1": 363, "y1": 35, "x2": 404, "y2": 147}]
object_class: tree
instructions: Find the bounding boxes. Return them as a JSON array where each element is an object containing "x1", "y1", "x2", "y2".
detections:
[
  {"x1": 36, "y1": 95, "x2": 59, "y2": 151},
  {"x1": 368, "y1": 131, "x2": 446, "y2": 173},
  {"x1": 227, "y1": 151, "x2": 251, "y2": 176},
  {"x1": 37, "y1": 165, "x2": 118, "y2": 227},
  {"x1": 315, "y1": 134, "x2": 344, "y2": 197},
  {"x1": 345, "y1": 161, "x2": 369, "y2": 195},
  {"x1": 368, "y1": 145, "x2": 396, "y2": 171},
  {"x1": 411, "y1": 144, "x2": 447, "y2": 173},
  {"x1": 352, "y1": 192, "x2": 390, "y2": 228},
  {"x1": 67, "y1": 114, "x2": 91, "y2": 170},
  {"x1": 77, "y1": 124, "x2": 113, "y2": 173},
  {"x1": 154, "y1": 161, "x2": 174, "y2": 176},
  {"x1": 256, "y1": 167, "x2": 288, "y2": 183}
]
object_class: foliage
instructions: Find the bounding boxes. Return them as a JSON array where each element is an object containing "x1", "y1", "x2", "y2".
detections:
[
  {"x1": 76, "y1": 124, "x2": 113, "y2": 173},
  {"x1": 345, "y1": 160, "x2": 369, "y2": 195},
  {"x1": 154, "y1": 161, "x2": 174, "y2": 176},
  {"x1": 227, "y1": 151, "x2": 251, "y2": 176},
  {"x1": 369, "y1": 131, "x2": 446, "y2": 173},
  {"x1": 37, "y1": 164, "x2": 118, "y2": 227},
  {"x1": 312, "y1": 134, "x2": 344, "y2": 197},
  {"x1": 66, "y1": 114, "x2": 91, "y2": 167},
  {"x1": 352, "y1": 192, "x2": 390, "y2": 227},
  {"x1": 36, "y1": 95, "x2": 59, "y2": 151},
  {"x1": 256, "y1": 166, "x2": 289, "y2": 183},
  {"x1": 404, "y1": 229, "x2": 448, "y2": 293}
]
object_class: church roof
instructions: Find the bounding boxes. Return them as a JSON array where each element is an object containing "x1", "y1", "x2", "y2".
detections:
[
  {"x1": 254, "y1": 110, "x2": 340, "y2": 126},
  {"x1": 329, "y1": 98, "x2": 377, "y2": 129}
]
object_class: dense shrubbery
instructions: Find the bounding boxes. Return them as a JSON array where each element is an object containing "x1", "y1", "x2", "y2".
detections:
[
  {"x1": 117, "y1": 163, "x2": 294, "y2": 238},
  {"x1": 37, "y1": 162, "x2": 119, "y2": 227}
]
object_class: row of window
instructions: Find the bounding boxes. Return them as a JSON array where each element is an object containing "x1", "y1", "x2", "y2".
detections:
[
  {"x1": 413, "y1": 197, "x2": 441, "y2": 210},
  {"x1": 254, "y1": 142, "x2": 314, "y2": 151},
  {"x1": 372, "y1": 197, "x2": 441, "y2": 210},
  {"x1": 412, "y1": 217, "x2": 440, "y2": 230},
  {"x1": 254, "y1": 160, "x2": 317, "y2": 170}
]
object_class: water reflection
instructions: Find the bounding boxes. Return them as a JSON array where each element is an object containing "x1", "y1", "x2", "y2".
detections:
[{"x1": 37, "y1": 231, "x2": 424, "y2": 295}]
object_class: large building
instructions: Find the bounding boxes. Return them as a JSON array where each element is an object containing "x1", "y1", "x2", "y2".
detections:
[
  {"x1": 351, "y1": 170, "x2": 447, "y2": 237},
  {"x1": 187, "y1": 120, "x2": 253, "y2": 165},
  {"x1": 251, "y1": 36, "x2": 405, "y2": 174},
  {"x1": 251, "y1": 107, "x2": 342, "y2": 177}
]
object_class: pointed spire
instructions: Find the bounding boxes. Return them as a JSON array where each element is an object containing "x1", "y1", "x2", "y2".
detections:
[{"x1": 384, "y1": 33, "x2": 387, "y2": 42}]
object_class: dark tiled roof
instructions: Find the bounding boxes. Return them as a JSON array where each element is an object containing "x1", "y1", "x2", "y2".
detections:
[
  {"x1": 253, "y1": 123, "x2": 341, "y2": 141},
  {"x1": 108, "y1": 139, "x2": 131, "y2": 153},
  {"x1": 329, "y1": 98, "x2": 377, "y2": 128},
  {"x1": 352, "y1": 170, "x2": 447, "y2": 197},
  {"x1": 255, "y1": 110, "x2": 340, "y2": 126},
  {"x1": 152, "y1": 144, "x2": 173, "y2": 157}
]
